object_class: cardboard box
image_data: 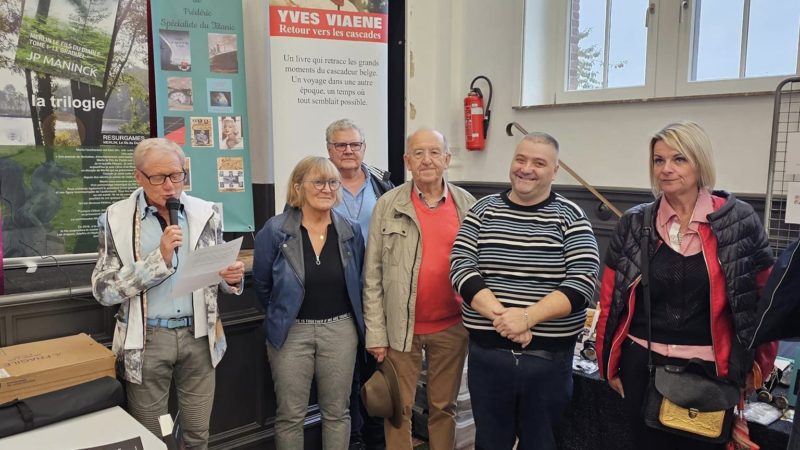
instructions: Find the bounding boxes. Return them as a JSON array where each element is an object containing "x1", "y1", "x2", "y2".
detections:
[{"x1": 0, "y1": 333, "x2": 116, "y2": 403}]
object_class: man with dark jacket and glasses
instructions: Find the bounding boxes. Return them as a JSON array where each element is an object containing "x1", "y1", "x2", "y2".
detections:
[{"x1": 325, "y1": 118, "x2": 393, "y2": 450}]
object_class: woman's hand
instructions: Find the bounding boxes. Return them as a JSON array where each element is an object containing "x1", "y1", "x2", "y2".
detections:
[{"x1": 608, "y1": 376, "x2": 625, "y2": 398}]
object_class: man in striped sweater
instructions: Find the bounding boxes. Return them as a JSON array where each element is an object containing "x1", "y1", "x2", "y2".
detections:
[{"x1": 450, "y1": 132, "x2": 599, "y2": 450}]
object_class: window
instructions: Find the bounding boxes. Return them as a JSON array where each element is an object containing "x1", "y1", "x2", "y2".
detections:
[
  {"x1": 566, "y1": 0, "x2": 649, "y2": 91},
  {"x1": 520, "y1": 0, "x2": 800, "y2": 106},
  {"x1": 677, "y1": 0, "x2": 800, "y2": 96}
]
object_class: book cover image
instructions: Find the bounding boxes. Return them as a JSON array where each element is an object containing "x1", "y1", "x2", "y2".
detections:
[
  {"x1": 159, "y1": 29, "x2": 192, "y2": 72},
  {"x1": 163, "y1": 116, "x2": 186, "y2": 145},
  {"x1": 218, "y1": 116, "x2": 243, "y2": 150},
  {"x1": 190, "y1": 117, "x2": 213, "y2": 147},
  {"x1": 207, "y1": 78, "x2": 233, "y2": 113},
  {"x1": 183, "y1": 157, "x2": 192, "y2": 192},
  {"x1": 14, "y1": 0, "x2": 119, "y2": 87},
  {"x1": 167, "y1": 77, "x2": 193, "y2": 111},
  {"x1": 217, "y1": 157, "x2": 245, "y2": 192},
  {"x1": 208, "y1": 33, "x2": 238, "y2": 74}
]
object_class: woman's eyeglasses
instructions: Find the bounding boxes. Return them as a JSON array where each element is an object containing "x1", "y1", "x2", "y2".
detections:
[{"x1": 304, "y1": 179, "x2": 341, "y2": 191}]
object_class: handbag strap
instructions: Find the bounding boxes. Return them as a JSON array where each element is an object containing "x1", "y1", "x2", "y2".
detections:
[
  {"x1": 640, "y1": 203, "x2": 654, "y2": 375},
  {"x1": 0, "y1": 398, "x2": 34, "y2": 430}
]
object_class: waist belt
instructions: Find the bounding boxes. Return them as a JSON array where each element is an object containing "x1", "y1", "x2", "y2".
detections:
[
  {"x1": 295, "y1": 313, "x2": 352, "y2": 324},
  {"x1": 146, "y1": 317, "x2": 193, "y2": 329},
  {"x1": 495, "y1": 347, "x2": 554, "y2": 361}
]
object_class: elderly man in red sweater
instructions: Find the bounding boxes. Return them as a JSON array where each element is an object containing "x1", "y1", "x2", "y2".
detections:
[{"x1": 362, "y1": 128, "x2": 476, "y2": 450}]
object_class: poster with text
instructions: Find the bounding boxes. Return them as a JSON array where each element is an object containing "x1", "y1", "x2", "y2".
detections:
[
  {"x1": 0, "y1": 215, "x2": 4, "y2": 294},
  {"x1": 268, "y1": 0, "x2": 389, "y2": 211},
  {"x1": 152, "y1": 0, "x2": 254, "y2": 232},
  {"x1": 15, "y1": 0, "x2": 119, "y2": 87},
  {"x1": 786, "y1": 182, "x2": 800, "y2": 225},
  {"x1": 0, "y1": 0, "x2": 149, "y2": 259}
]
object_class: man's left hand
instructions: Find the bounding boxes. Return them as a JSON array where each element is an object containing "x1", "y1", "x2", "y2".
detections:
[
  {"x1": 493, "y1": 307, "x2": 530, "y2": 337},
  {"x1": 220, "y1": 261, "x2": 245, "y2": 285},
  {"x1": 508, "y1": 330, "x2": 533, "y2": 348}
]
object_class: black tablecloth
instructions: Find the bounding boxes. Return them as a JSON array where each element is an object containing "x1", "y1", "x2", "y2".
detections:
[{"x1": 556, "y1": 371, "x2": 792, "y2": 450}]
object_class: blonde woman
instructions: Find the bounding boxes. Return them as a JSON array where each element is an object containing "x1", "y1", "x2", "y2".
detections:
[
  {"x1": 595, "y1": 121, "x2": 777, "y2": 449},
  {"x1": 253, "y1": 156, "x2": 365, "y2": 450}
]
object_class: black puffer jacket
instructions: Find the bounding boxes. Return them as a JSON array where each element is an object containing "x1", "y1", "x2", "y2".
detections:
[
  {"x1": 750, "y1": 237, "x2": 800, "y2": 346},
  {"x1": 596, "y1": 191, "x2": 774, "y2": 384}
]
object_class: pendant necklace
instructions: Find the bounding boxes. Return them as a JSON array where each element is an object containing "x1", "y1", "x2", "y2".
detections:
[{"x1": 304, "y1": 224, "x2": 327, "y2": 266}]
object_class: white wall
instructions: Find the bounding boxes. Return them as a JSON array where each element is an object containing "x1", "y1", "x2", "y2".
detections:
[
  {"x1": 406, "y1": 0, "x2": 775, "y2": 195},
  {"x1": 243, "y1": 0, "x2": 272, "y2": 185}
]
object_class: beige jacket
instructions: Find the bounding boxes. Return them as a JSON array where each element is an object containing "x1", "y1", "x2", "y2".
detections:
[{"x1": 363, "y1": 181, "x2": 476, "y2": 352}]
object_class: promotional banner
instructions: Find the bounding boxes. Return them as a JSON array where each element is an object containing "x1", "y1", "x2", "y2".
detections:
[
  {"x1": 268, "y1": 0, "x2": 389, "y2": 210},
  {"x1": 1, "y1": 215, "x2": 4, "y2": 294},
  {"x1": 0, "y1": 0, "x2": 149, "y2": 258},
  {"x1": 151, "y1": 0, "x2": 255, "y2": 232},
  {"x1": 15, "y1": 0, "x2": 119, "y2": 87}
]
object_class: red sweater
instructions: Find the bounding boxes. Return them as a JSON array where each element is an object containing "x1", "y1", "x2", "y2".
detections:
[{"x1": 412, "y1": 192, "x2": 463, "y2": 334}]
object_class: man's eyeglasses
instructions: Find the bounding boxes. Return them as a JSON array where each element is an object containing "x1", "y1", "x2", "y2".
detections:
[
  {"x1": 139, "y1": 169, "x2": 186, "y2": 185},
  {"x1": 304, "y1": 179, "x2": 341, "y2": 191},
  {"x1": 409, "y1": 148, "x2": 445, "y2": 160},
  {"x1": 328, "y1": 142, "x2": 364, "y2": 152}
]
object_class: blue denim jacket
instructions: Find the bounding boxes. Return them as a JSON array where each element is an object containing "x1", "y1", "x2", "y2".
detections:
[{"x1": 253, "y1": 207, "x2": 365, "y2": 349}]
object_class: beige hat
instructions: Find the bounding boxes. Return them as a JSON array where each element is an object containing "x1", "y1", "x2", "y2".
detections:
[{"x1": 360, "y1": 358, "x2": 403, "y2": 428}]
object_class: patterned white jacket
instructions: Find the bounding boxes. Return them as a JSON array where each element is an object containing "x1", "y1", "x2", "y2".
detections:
[{"x1": 92, "y1": 188, "x2": 240, "y2": 384}]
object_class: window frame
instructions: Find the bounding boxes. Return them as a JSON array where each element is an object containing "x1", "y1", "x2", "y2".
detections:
[
  {"x1": 674, "y1": 0, "x2": 800, "y2": 97},
  {"x1": 519, "y1": 0, "x2": 800, "y2": 107},
  {"x1": 553, "y1": 0, "x2": 657, "y2": 104}
]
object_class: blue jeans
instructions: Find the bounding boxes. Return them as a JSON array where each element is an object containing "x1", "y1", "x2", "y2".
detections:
[{"x1": 468, "y1": 341, "x2": 573, "y2": 450}]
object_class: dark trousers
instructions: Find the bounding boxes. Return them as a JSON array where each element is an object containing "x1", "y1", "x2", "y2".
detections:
[
  {"x1": 349, "y1": 346, "x2": 385, "y2": 448},
  {"x1": 618, "y1": 339, "x2": 724, "y2": 450},
  {"x1": 790, "y1": 406, "x2": 800, "y2": 450},
  {"x1": 468, "y1": 341, "x2": 573, "y2": 450}
]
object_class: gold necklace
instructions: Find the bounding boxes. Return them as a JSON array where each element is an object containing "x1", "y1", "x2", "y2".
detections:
[{"x1": 303, "y1": 223, "x2": 328, "y2": 240}]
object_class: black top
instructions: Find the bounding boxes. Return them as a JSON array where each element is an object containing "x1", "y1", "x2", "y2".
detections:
[
  {"x1": 630, "y1": 244, "x2": 712, "y2": 346},
  {"x1": 296, "y1": 224, "x2": 351, "y2": 320}
]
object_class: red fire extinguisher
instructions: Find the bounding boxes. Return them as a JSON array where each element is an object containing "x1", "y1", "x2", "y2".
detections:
[{"x1": 464, "y1": 76, "x2": 492, "y2": 151}]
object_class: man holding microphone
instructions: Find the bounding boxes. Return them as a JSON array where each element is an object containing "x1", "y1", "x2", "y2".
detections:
[{"x1": 92, "y1": 138, "x2": 244, "y2": 449}]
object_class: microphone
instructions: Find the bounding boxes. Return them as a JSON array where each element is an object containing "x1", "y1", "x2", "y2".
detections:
[{"x1": 166, "y1": 197, "x2": 181, "y2": 228}]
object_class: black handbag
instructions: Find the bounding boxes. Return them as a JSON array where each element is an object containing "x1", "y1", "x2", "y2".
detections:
[{"x1": 638, "y1": 204, "x2": 739, "y2": 443}]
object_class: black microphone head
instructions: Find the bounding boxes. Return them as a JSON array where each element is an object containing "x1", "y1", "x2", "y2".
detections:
[
  {"x1": 166, "y1": 197, "x2": 181, "y2": 226},
  {"x1": 166, "y1": 197, "x2": 181, "y2": 211}
]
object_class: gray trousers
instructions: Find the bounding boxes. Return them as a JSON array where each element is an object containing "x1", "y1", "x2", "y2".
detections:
[
  {"x1": 267, "y1": 318, "x2": 358, "y2": 450},
  {"x1": 126, "y1": 326, "x2": 215, "y2": 450}
]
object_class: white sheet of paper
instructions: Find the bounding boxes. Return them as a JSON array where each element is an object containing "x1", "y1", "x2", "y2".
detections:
[
  {"x1": 170, "y1": 237, "x2": 243, "y2": 297},
  {"x1": 786, "y1": 133, "x2": 800, "y2": 176},
  {"x1": 786, "y1": 182, "x2": 800, "y2": 224}
]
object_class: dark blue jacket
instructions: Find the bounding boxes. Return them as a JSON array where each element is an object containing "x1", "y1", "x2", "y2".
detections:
[
  {"x1": 750, "y1": 238, "x2": 800, "y2": 347},
  {"x1": 253, "y1": 207, "x2": 365, "y2": 349}
]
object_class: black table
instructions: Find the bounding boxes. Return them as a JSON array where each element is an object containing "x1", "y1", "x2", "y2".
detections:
[{"x1": 556, "y1": 370, "x2": 792, "y2": 450}]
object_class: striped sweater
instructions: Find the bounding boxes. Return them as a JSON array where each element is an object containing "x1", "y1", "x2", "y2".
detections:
[{"x1": 450, "y1": 190, "x2": 600, "y2": 351}]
